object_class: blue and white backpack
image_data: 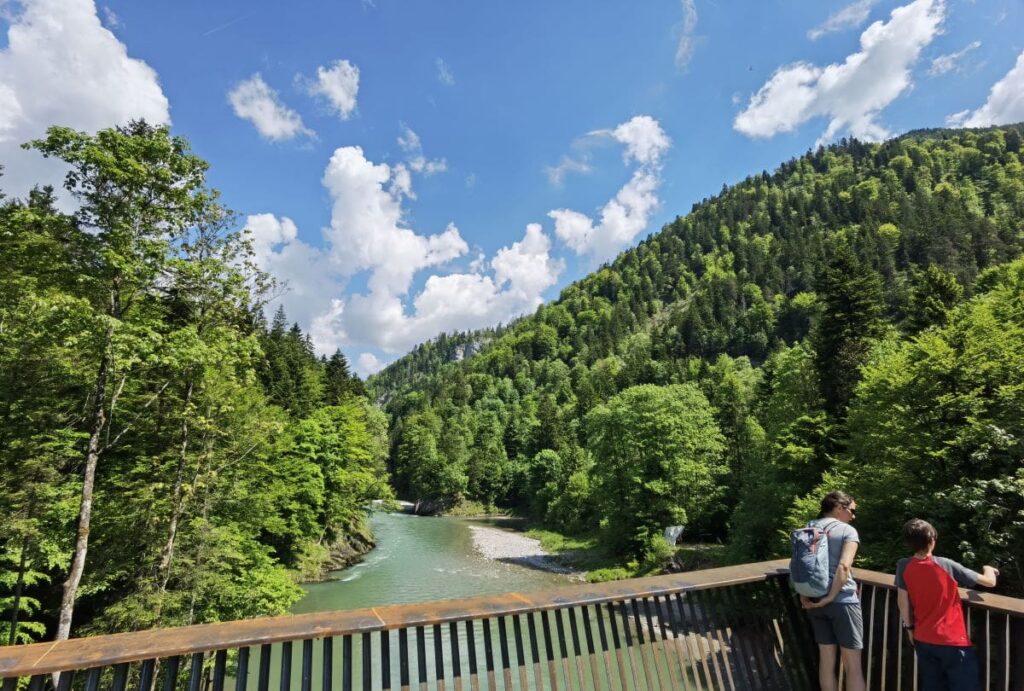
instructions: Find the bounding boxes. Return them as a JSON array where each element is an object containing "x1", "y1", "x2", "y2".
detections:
[{"x1": 789, "y1": 519, "x2": 840, "y2": 597}]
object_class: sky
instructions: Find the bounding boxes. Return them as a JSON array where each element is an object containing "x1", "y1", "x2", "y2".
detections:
[{"x1": 1, "y1": 0, "x2": 1022, "y2": 376}]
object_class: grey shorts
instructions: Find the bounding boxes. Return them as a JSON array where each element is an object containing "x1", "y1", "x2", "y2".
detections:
[{"x1": 807, "y1": 601, "x2": 864, "y2": 650}]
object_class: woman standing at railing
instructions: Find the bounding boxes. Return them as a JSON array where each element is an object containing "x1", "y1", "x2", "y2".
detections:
[{"x1": 800, "y1": 491, "x2": 867, "y2": 691}]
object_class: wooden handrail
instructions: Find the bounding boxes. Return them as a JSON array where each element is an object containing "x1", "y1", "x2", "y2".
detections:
[
  {"x1": 0, "y1": 559, "x2": 789, "y2": 678},
  {"x1": 853, "y1": 567, "x2": 1024, "y2": 616}
]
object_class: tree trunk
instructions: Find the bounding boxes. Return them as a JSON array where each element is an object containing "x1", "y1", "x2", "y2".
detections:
[
  {"x1": 56, "y1": 330, "x2": 111, "y2": 642},
  {"x1": 156, "y1": 381, "x2": 194, "y2": 614},
  {"x1": 7, "y1": 536, "x2": 28, "y2": 645}
]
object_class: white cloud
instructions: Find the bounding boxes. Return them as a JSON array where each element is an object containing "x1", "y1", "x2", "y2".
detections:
[
  {"x1": 929, "y1": 41, "x2": 981, "y2": 76},
  {"x1": 550, "y1": 115, "x2": 670, "y2": 262},
  {"x1": 397, "y1": 124, "x2": 447, "y2": 175},
  {"x1": 101, "y1": 6, "x2": 120, "y2": 28},
  {"x1": 675, "y1": 0, "x2": 699, "y2": 70},
  {"x1": 356, "y1": 352, "x2": 385, "y2": 377},
  {"x1": 308, "y1": 59, "x2": 359, "y2": 120},
  {"x1": 228, "y1": 73, "x2": 313, "y2": 141},
  {"x1": 0, "y1": 0, "x2": 170, "y2": 201},
  {"x1": 948, "y1": 51, "x2": 1024, "y2": 127},
  {"x1": 735, "y1": 0, "x2": 944, "y2": 145},
  {"x1": 808, "y1": 0, "x2": 876, "y2": 41},
  {"x1": 436, "y1": 57, "x2": 455, "y2": 86},
  {"x1": 249, "y1": 146, "x2": 564, "y2": 364},
  {"x1": 545, "y1": 157, "x2": 592, "y2": 186}
]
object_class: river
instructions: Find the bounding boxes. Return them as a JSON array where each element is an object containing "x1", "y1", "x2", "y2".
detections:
[{"x1": 292, "y1": 511, "x2": 572, "y2": 614}]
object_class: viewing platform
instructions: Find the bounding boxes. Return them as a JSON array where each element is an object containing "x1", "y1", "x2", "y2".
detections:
[{"x1": 2, "y1": 560, "x2": 1021, "y2": 690}]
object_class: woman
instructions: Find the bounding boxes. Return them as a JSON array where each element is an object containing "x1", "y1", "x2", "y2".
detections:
[{"x1": 801, "y1": 491, "x2": 866, "y2": 691}]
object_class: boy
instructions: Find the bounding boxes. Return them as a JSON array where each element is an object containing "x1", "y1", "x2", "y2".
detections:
[{"x1": 896, "y1": 519, "x2": 999, "y2": 691}]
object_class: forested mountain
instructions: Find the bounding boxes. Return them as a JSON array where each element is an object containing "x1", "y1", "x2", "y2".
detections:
[
  {"x1": 0, "y1": 123, "x2": 391, "y2": 645},
  {"x1": 373, "y1": 124, "x2": 1024, "y2": 592}
]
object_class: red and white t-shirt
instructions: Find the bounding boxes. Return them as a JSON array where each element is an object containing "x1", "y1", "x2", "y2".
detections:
[{"x1": 895, "y1": 555, "x2": 980, "y2": 647}]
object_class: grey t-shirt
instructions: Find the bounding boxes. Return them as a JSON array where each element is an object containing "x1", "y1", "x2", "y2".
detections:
[
  {"x1": 808, "y1": 517, "x2": 860, "y2": 604},
  {"x1": 894, "y1": 556, "x2": 980, "y2": 589}
]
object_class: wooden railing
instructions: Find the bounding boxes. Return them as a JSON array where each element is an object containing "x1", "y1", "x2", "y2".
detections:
[{"x1": 1, "y1": 559, "x2": 1021, "y2": 690}]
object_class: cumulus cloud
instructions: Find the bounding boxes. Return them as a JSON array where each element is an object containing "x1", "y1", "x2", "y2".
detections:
[
  {"x1": 808, "y1": 0, "x2": 876, "y2": 41},
  {"x1": 248, "y1": 145, "x2": 564, "y2": 370},
  {"x1": 947, "y1": 51, "x2": 1024, "y2": 128},
  {"x1": 397, "y1": 124, "x2": 447, "y2": 175},
  {"x1": 0, "y1": 0, "x2": 170, "y2": 201},
  {"x1": 436, "y1": 58, "x2": 455, "y2": 86},
  {"x1": 929, "y1": 41, "x2": 981, "y2": 76},
  {"x1": 228, "y1": 74, "x2": 313, "y2": 141},
  {"x1": 550, "y1": 116, "x2": 670, "y2": 262},
  {"x1": 735, "y1": 0, "x2": 944, "y2": 145},
  {"x1": 308, "y1": 59, "x2": 359, "y2": 120},
  {"x1": 675, "y1": 0, "x2": 699, "y2": 70}
]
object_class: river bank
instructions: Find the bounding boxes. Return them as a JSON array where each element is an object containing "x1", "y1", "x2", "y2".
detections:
[{"x1": 467, "y1": 523, "x2": 584, "y2": 577}]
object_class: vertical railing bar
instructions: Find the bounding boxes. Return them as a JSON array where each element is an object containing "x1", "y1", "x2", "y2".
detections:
[
  {"x1": 164, "y1": 656, "x2": 183, "y2": 691},
  {"x1": 138, "y1": 659, "x2": 155, "y2": 691},
  {"x1": 527, "y1": 612, "x2": 544, "y2": 691},
  {"x1": 985, "y1": 609, "x2": 991, "y2": 691},
  {"x1": 684, "y1": 589, "x2": 716, "y2": 691},
  {"x1": 770, "y1": 581, "x2": 806, "y2": 691},
  {"x1": 740, "y1": 582, "x2": 784, "y2": 690},
  {"x1": 705, "y1": 586, "x2": 740, "y2": 690},
  {"x1": 594, "y1": 603, "x2": 622, "y2": 691},
  {"x1": 738, "y1": 583, "x2": 780, "y2": 689},
  {"x1": 497, "y1": 616, "x2": 514, "y2": 691},
  {"x1": 880, "y1": 589, "x2": 891, "y2": 691},
  {"x1": 280, "y1": 642, "x2": 294, "y2": 691},
  {"x1": 579, "y1": 603, "x2": 608, "y2": 691},
  {"x1": 622, "y1": 600, "x2": 651, "y2": 691},
  {"x1": 381, "y1": 630, "x2": 392, "y2": 691},
  {"x1": 512, "y1": 615, "x2": 529, "y2": 691},
  {"x1": 661, "y1": 593, "x2": 698, "y2": 691},
  {"x1": 480, "y1": 619, "x2": 497, "y2": 691},
  {"x1": 85, "y1": 667, "x2": 103, "y2": 691},
  {"x1": 214, "y1": 649, "x2": 228, "y2": 691},
  {"x1": 257, "y1": 645, "x2": 272, "y2": 691},
  {"x1": 465, "y1": 620, "x2": 479, "y2": 691},
  {"x1": 341, "y1": 636, "x2": 351, "y2": 691},
  {"x1": 604, "y1": 602, "x2": 631, "y2": 691},
  {"x1": 362, "y1": 633, "x2": 372, "y2": 691},
  {"x1": 399, "y1": 628, "x2": 411, "y2": 691},
  {"x1": 321, "y1": 638, "x2": 333, "y2": 691},
  {"x1": 434, "y1": 624, "x2": 446, "y2": 691},
  {"x1": 300, "y1": 640, "x2": 313, "y2": 691},
  {"x1": 540, "y1": 610, "x2": 560, "y2": 691},
  {"x1": 236, "y1": 648, "x2": 251, "y2": 691},
  {"x1": 655, "y1": 593, "x2": 696, "y2": 691},
  {"x1": 1004, "y1": 613, "x2": 1010, "y2": 691},
  {"x1": 449, "y1": 622, "x2": 462, "y2": 691},
  {"x1": 112, "y1": 663, "x2": 130, "y2": 691},
  {"x1": 566, "y1": 607, "x2": 591, "y2": 691},
  {"x1": 554, "y1": 608, "x2": 574, "y2": 691},
  {"x1": 694, "y1": 587, "x2": 733, "y2": 691},
  {"x1": 640, "y1": 597, "x2": 666, "y2": 690},
  {"x1": 26, "y1": 676, "x2": 43, "y2": 691},
  {"x1": 865, "y1": 585, "x2": 876, "y2": 691},
  {"x1": 416, "y1": 626, "x2": 428, "y2": 691},
  {"x1": 777, "y1": 578, "x2": 817, "y2": 690},
  {"x1": 896, "y1": 600, "x2": 904, "y2": 691},
  {"x1": 2, "y1": 677, "x2": 17, "y2": 691},
  {"x1": 671, "y1": 592, "x2": 708, "y2": 691},
  {"x1": 190, "y1": 653, "x2": 206, "y2": 691}
]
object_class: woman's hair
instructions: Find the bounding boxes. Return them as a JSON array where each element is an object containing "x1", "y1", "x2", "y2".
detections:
[
  {"x1": 818, "y1": 490, "x2": 854, "y2": 518},
  {"x1": 902, "y1": 519, "x2": 937, "y2": 553}
]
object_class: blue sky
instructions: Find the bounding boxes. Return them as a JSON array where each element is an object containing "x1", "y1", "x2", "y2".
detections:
[{"x1": 1, "y1": 0, "x2": 1022, "y2": 374}]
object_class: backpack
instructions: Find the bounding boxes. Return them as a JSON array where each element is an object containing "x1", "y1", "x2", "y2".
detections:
[{"x1": 789, "y1": 519, "x2": 840, "y2": 598}]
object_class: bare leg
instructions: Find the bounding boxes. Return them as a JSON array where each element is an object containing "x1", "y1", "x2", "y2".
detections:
[
  {"x1": 840, "y1": 647, "x2": 866, "y2": 691},
  {"x1": 818, "y1": 644, "x2": 839, "y2": 691}
]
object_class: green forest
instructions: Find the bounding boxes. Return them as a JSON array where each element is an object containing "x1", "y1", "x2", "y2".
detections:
[
  {"x1": 2, "y1": 121, "x2": 1023, "y2": 647},
  {"x1": 0, "y1": 124, "x2": 391, "y2": 645},
  {"x1": 372, "y1": 124, "x2": 1024, "y2": 593}
]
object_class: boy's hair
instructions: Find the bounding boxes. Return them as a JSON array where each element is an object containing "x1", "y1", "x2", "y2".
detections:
[
  {"x1": 817, "y1": 490, "x2": 854, "y2": 518},
  {"x1": 903, "y1": 518, "x2": 937, "y2": 553}
]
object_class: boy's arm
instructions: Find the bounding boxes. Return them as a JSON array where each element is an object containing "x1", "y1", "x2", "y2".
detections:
[
  {"x1": 974, "y1": 565, "x2": 999, "y2": 588},
  {"x1": 897, "y1": 588, "x2": 913, "y2": 628}
]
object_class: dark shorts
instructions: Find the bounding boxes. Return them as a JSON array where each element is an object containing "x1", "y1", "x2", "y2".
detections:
[
  {"x1": 914, "y1": 642, "x2": 980, "y2": 691},
  {"x1": 807, "y1": 601, "x2": 864, "y2": 650}
]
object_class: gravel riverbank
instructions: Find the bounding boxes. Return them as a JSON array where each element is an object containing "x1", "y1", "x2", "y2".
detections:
[{"x1": 468, "y1": 525, "x2": 583, "y2": 577}]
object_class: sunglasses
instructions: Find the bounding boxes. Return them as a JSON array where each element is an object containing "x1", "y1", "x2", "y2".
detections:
[{"x1": 846, "y1": 506, "x2": 857, "y2": 517}]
